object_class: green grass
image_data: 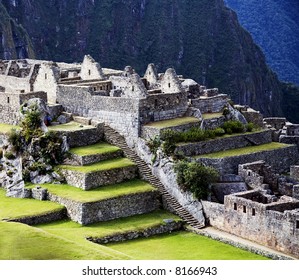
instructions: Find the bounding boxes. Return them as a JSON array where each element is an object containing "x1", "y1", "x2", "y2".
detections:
[
  {"x1": 145, "y1": 117, "x2": 200, "y2": 128},
  {"x1": 70, "y1": 142, "x2": 121, "y2": 156},
  {"x1": 48, "y1": 121, "x2": 93, "y2": 131},
  {"x1": 36, "y1": 210, "x2": 181, "y2": 241},
  {"x1": 59, "y1": 157, "x2": 135, "y2": 173},
  {"x1": 202, "y1": 113, "x2": 223, "y2": 119},
  {"x1": 195, "y1": 142, "x2": 292, "y2": 159},
  {"x1": 0, "y1": 221, "x2": 126, "y2": 260},
  {"x1": 0, "y1": 188, "x2": 64, "y2": 220},
  {"x1": 0, "y1": 123, "x2": 20, "y2": 134},
  {"x1": 106, "y1": 231, "x2": 268, "y2": 260},
  {"x1": 27, "y1": 179, "x2": 156, "y2": 203}
]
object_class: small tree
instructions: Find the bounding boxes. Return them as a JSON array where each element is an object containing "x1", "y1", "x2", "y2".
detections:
[{"x1": 174, "y1": 161, "x2": 219, "y2": 199}]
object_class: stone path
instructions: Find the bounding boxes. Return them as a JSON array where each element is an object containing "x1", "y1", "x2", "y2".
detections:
[
  {"x1": 104, "y1": 125, "x2": 204, "y2": 230},
  {"x1": 193, "y1": 226, "x2": 297, "y2": 260}
]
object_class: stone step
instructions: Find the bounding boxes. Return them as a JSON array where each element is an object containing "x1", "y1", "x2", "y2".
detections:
[
  {"x1": 32, "y1": 179, "x2": 161, "y2": 225},
  {"x1": 141, "y1": 116, "x2": 201, "y2": 140},
  {"x1": 195, "y1": 142, "x2": 299, "y2": 175},
  {"x1": 176, "y1": 129, "x2": 273, "y2": 157},
  {"x1": 49, "y1": 121, "x2": 104, "y2": 147},
  {"x1": 66, "y1": 142, "x2": 123, "y2": 166},
  {"x1": 104, "y1": 125, "x2": 204, "y2": 230},
  {"x1": 59, "y1": 157, "x2": 138, "y2": 190}
]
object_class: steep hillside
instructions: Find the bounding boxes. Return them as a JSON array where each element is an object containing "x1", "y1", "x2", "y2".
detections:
[
  {"x1": 0, "y1": 0, "x2": 286, "y2": 117},
  {"x1": 0, "y1": 1, "x2": 34, "y2": 59},
  {"x1": 225, "y1": 0, "x2": 299, "y2": 86}
]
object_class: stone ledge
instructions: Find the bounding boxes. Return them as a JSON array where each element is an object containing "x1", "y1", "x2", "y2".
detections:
[
  {"x1": 189, "y1": 227, "x2": 295, "y2": 260},
  {"x1": 87, "y1": 220, "x2": 184, "y2": 244},
  {"x1": 48, "y1": 190, "x2": 161, "y2": 225},
  {"x1": 177, "y1": 130, "x2": 272, "y2": 156},
  {"x1": 60, "y1": 165, "x2": 138, "y2": 190},
  {"x1": 68, "y1": 149, "x2": 124, "y2": 166},
  {"x1": 6, "y1": 208, "x2": 67, "y2": 225},
  {"x1": 195, "y1": 144, "x2": 299, "y2": 175}
]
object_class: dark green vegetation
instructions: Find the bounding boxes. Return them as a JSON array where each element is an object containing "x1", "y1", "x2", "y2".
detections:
[
  {"x1": 225, "y1": 0, "x2": 299, "y2": 86},
  {"x1": 1, "y1": 0, "x2": 288, "y2": 117},
  {"x1": 157, "y1": 120, "x2": 255, "y2": 156},
  {"x1": 174, "y1": 161, "x2": 219, "y2": 199}
]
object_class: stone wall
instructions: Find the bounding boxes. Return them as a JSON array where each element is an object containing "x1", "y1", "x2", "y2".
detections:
[
  {"x1": 139, "y1": 92, "x2": 189, "y2": 124},
  {"x1": 57, "y1": 85, "x2": 141, "y2": 138},
  {"x1": 60, "y1": 165, "x2": 138, "y2": 190},
  {"x1": 88, "y1": 220, "x2": 184, "y2": 244},
  {"x1": 190, "y1": 94, "x2": 228, "y2": 113},
  {"x1": 196, "y1": 144, "x2": 299, "y2": 175},
  {"x1": 141, "y1": 121, "x2": 200, "y2": 140},
  {"x1": 69, "y1": 150, "x2": 123, "y2": 166},
  {"x1": 34, "y1": 63, "x2": 59, "y2": 104},
  {"x1": 176, "y1": 130, "x2": 272, "y2": 156},
  {"x1": 134, "y1": 137, "x2": 206, "y2": 227},
  {"x1": 0, "y1": 91, "x2": 47, "y2": 125},
  {"x1": 56, "y1": 123, "x2": 104, "y2": 147},
  {"x1": 202, "y1": 190, "x2": 299, "y2": 257},
  {"x1": 48, "y1": 190, "x2": 161, "y2": 225},
  {"x1": 7, "y1": 208, "x2": 67, "y2": 225},
  {"x1": 0, "y1": 75, "x2": 31, "y2": 93}
]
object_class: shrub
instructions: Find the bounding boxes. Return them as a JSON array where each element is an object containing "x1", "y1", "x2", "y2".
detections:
[
  {"x1": 214, "y1": 127, "x2": 225, "y2": 136},
  {"x1": 147, "y1": 136, "x2": 161, "y2": 162},
  {"x1": 174, "y1": 161, "x2": 219, "y2": 199},
  {"x1": 246, "y1": 122, "x2": 255, "y2": 132},
  {"x1": 8, "y1": 129, "x2": 23, "y2": 153},
  {"x1": 222, "y1": 120, "x2": 245, "y2": 134},
  {"x1": 4, "y1": 151, "x2": 16, "y2": 160}
]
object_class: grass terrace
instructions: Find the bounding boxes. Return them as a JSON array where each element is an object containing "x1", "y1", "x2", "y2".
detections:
[
  {"x1": 0, "y1": 221, "x2": 125, "y2": 260},
  {"x1": 195, "y1": 142, "x2": 292, "y2": 159},
  {"x1": 70, "y1": 142, "x2": 121, "y2": 156},
  {"x1": 202, "y1": 112, "x2": 223, "y2": 119},
  {"x1": 0, "y1": 123, "x2": 19, "y2": 134},
  {"x1": 0, "y1": 188, "x2": 64, "y2": 221},
  {"x1": 36, "y1": 210, "x2": 181, "y2": 241},
  {"x1": 48, "y1": 121, "x2": 94, "y2": 131},
  {"x1": 27, "y1": 179, "x2": 156, "y2": 203},
  {"x1": 59, "y1": 157, "x2": 135, "y2": 173},
  {"x1": 106, "y1": 231, "x2": 269, "y2": 260},
  {"x1": 145, "y1": 117, "x2": 200, "y2": 128}
]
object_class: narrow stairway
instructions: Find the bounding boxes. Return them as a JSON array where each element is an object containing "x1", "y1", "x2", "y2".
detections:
[{"x1": 104, "y1": 125, "x2": 204, "y2": 230}]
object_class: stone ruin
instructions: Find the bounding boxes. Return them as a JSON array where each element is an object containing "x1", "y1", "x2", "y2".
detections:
[{"x1": 1, "y1": 54, "x2": 299, "y2": 257}]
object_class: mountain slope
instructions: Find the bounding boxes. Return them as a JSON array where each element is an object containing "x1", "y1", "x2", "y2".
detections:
[
  {"x1": 0, "y1": 0, "x2": 286, "y2": 117},
  {"x1": 225, "y1": 0, "x2": 299, "y2": 86}
]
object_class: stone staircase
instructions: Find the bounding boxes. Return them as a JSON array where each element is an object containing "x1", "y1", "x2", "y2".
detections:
[
  {"x1": 104, "y1": 125, "x2": 204, "y2": 230},
  {"x1": 35, "y1": 139, "x2": 163, "y2": 225}
]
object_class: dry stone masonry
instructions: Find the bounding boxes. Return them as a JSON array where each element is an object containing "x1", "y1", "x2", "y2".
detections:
[{"x1": 1, "y1": 55, "x2": 299, "y2": 257}]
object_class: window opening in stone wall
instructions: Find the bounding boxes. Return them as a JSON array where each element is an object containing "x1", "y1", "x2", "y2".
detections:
[
  {"x1": 296, "y1": 220, "x2": 299, "y2": 229},
  {"x1": 252, "y1": 208, "x2": 256, "y2": 216},
  {"x1": 88, "y1": 69, "x2": 91, "y2": 75},
  {"x1": 132, "y1": 86, "x2": 134, "y2": 91},
  {"x1": 100, "y1": 86, "x2": 102, "y2": 90},
  {"x1": 243, "y1": 206, "x2": 246, "y2": 213},
  {"x1": 45, "y1": 73, "x2": 47, "y2": 80},
  {"x1": 155, "y1": 99, "x2": 158, "y2": 107},
  {"x1": 7, "y1": 97, "x2": 10, "y2": 104},
  {"x1": 234, "y1": 203, "x2": 237, "y2": 210},
  {"x1": 168, "y1": 83, "x2": 171, "y2": 88}
]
